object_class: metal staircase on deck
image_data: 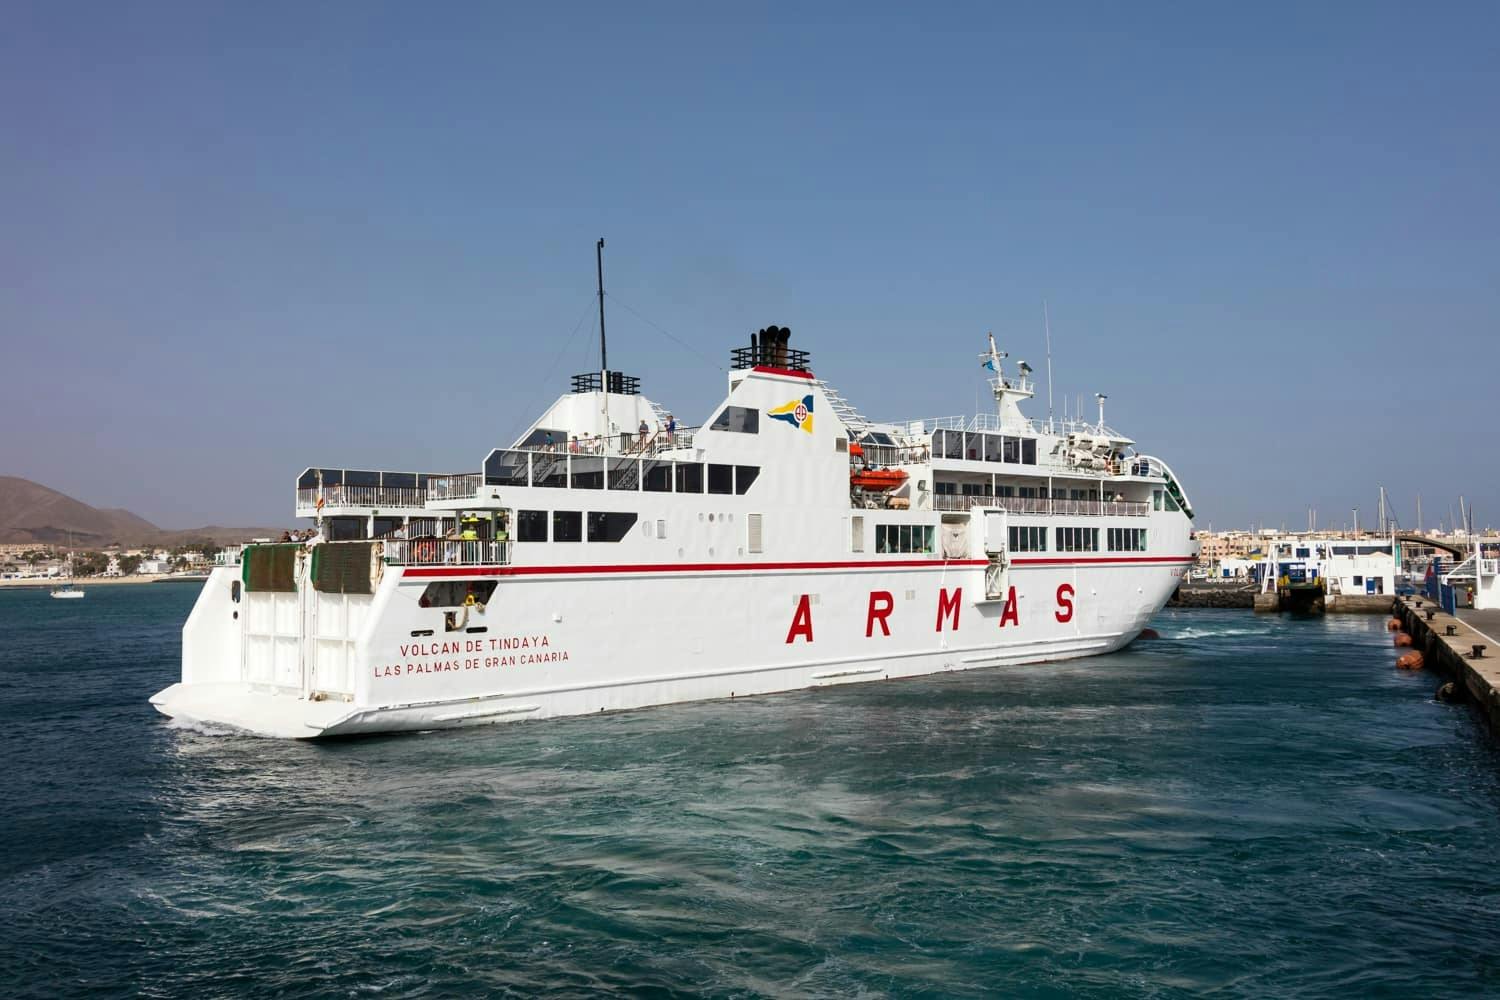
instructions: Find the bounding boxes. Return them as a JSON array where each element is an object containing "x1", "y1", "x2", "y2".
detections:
[{"x1": 812, "y1": 378, "x2": 874, "y2": 438}]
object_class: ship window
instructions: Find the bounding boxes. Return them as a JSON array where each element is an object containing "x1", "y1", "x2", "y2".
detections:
[
  {"x1": 1009, "y1": 526, "x2": 1047, "y2": 552},
  {"x1": 835, "y1": 438, "x2": 847, "y2": 453},
  {"x1": 1003, "y1": 437, "x2": 1020, "y2": 463},
  {"x1": 1353, "y1": 575, "x2": 1363, "y2": 586},
  {"x1": 984, "y1": 434, "x2": 1004, "y2": 463},
  {"x1": 1164, "y1": 492, "x2": 1180, "y2": 513},
  {"x1": 517, "y1": 510, "x2": 547, "y2": 542},
  {"x1": 417, "y1": 580, "x2": 499, "y2": 609},
  {"x1": 483, "y1": 450, "x2": 529, "y2": 487},
  {"x1": 1295, "y1": 547, "x2": 1310, "y2": 558},
  {"x1": 588, "y1": 511, "x2": 638, "y2": 542},
  {"x1": 571, "y1": 456, "x2": 605, "y2": 490},
  {"x1": 675, "y1": 463, "x2": 703, "y2": 494},
  {"x1": 608, "y1": 457, "x2": 640, "y2": 490},
  {"x1": 530, "y1": 454, "x2": 568, "y2": 489},
  {"x1": 1153, "y1": 490, "x2": 1164, "y2": 511},
  {"x1": 708, "y1": 463, "x2": 734, "y2": 495},
  {"x1": 1108, "y1": 528, "x2": 1147, "y2": 552},
  {"x1": 1019, "y1": 486, "x2": 1039, "y2": 499},
  {"x1": 1021, "y1": 439, "x2": 1036, "y2": 464},
  {"x1": 345, "y1": 469, "x2": 380, "y2": 487},
  {"x1": 552, "y1": 511, "x2": 583, "y2": 542},
  {"x1": 934, "y1": 480, "x2": 957, "y2": 495},
  {"x1": 643, "y1": 459, "x2": 672, "y2": 492},
  {"x1": 997, "y1": 484, "x2": 1015, "y2": 498},
  {"x1": 734, "y1": 466, "x2": 760, "y2": 494},
  {"x1": 709, "y1": 406, "x2": 759, "y2": 433},
  {"x1": 1057, "y1": 527, "x2": 1100, "y2": 552}
]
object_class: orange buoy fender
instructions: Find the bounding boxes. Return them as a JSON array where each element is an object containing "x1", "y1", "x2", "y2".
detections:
[
  {"x1": 1394, "y1": 632, "x2": 1414, "y2": 647},
  {"x1": 1387, "y1": 617, "x2": 1402, "y2": 631},
  {"x1": 1396, "y1": 651, "x2": 1425, "y2": 671}
]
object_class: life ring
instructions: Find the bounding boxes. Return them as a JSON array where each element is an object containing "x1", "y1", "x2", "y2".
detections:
[{"x1": 414, "y1": 538, "x2": 438, "y2": 563}]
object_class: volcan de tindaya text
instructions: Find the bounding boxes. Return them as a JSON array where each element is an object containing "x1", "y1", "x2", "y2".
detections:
[{"x1": 152, "y1": 329, "x2": 1198, "y2": 738}]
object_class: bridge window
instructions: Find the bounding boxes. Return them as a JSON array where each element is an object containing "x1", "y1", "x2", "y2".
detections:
[
  {"x1": 552, "y1": 511, "x2": 583, "y2": 542},
  {"x1": 1021, "y1": 439, "x2": 1037, "y2": 464},
  {"x1": 517, "y1": 510, "x2": 547, "y2": 542},
  {"x1": 709, "y1": 406, "x2": 759, "y2": 433},
  {"x1": 518, "y1": 427, "x2": 569, "y2": 449},
  {"x1": 588, "y1": 512, "x2": 638, "y2": 542},
  {"x1": 708, "y1": 464, "x2": 734, "y2": 495}
]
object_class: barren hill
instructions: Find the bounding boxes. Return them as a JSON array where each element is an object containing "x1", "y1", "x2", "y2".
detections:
[{"x1": 0, "y1": 477, "x2": 282, "y2": 546}]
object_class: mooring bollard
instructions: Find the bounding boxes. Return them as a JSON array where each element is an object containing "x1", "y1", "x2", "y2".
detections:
[
  {"x1": 1446, "y1": 625, "x2": 1458, "y2": 636},
  {"x1": 1474, "y1": 645, "x2": 1488, "y2": 660},
  {"x1": 1425, "y1": 609, "x2": 1436, "y2": 621}
]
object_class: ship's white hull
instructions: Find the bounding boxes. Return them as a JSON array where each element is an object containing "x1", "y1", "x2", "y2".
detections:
[{"x1": 151, "y1": 555, "x2": 1188, "y2": 738}]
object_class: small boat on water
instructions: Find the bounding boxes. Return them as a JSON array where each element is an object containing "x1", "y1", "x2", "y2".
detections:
[{"x1": 50, "y1": 541, "x2": 86, "y2": 599}]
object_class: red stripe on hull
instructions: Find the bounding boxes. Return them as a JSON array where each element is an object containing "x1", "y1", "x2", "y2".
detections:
[{"x1": 401, "y1": 556, "x2": 1192, "y2": 579}]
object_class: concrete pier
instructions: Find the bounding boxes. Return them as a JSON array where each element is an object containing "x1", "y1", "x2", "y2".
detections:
[{"x1": 1396, "y1": 596, "x2": 1500, "y2": 738}]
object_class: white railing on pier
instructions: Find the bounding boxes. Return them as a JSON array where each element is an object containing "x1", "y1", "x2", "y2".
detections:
[
  {"x1": 382, "y1": 539, "x2": 511, "y2": 567},
  {"x1": 931, "y1": 495, "x2": 1150, "y2": 517}
]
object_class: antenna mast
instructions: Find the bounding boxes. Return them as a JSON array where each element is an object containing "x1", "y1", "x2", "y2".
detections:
[
  {"x1": 1043, "y1": 300, "x2": 1055, "y2": 433},
  {"x1": 596, "y1": 238, "x2": 608, "y2": 373}
]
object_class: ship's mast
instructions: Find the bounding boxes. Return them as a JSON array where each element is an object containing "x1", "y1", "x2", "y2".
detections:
[{"x1": 596, "y1": 238, "x2": 609, "y2": 438}]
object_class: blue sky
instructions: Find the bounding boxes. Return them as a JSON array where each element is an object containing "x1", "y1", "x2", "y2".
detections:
[{"x1": 2, "y1": 2, "x2": 1496, "y2": 532}]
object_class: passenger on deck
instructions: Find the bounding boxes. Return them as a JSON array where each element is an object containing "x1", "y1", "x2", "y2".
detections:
[
  {"x1": 666, "y1": 413, "x2": 676, "y2": 446},
  {"x1": 638, "y1": 420, "x2": 650, "y2": 452},
  {"x1": 569, "y1": 436, "x2": 580, "y2": 454}
]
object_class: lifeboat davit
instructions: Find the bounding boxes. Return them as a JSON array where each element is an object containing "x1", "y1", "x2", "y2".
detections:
[{"x1": 850, "y1": 468, "x2": 908, "y2": 491}]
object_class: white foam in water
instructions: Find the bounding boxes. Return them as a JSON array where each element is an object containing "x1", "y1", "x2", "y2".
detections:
[{"x1": 164, "y1": 716, "x2": 263, "y2": 739}]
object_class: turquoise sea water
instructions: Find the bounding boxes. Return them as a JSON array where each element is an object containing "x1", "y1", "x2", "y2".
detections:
[{"x1": 2, "y1": 585, "x2": 1499, "y2": 998}]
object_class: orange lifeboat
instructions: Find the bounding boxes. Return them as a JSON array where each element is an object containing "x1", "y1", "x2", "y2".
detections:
[{"x1": 850, "y1": 468, "x2": 908, "y2": 491}]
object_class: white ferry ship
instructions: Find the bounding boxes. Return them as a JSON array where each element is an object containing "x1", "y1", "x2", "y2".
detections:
[{"x1": 152, "y1": 325, "x2": 1198, "y2": 737}]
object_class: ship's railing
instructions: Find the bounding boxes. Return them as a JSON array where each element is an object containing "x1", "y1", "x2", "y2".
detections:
[
  {"x1": 426, "y1": 474, "x2": 483, "y2": 501},
  {"x1": 857, "y1": 442, "x2": 931, "y2": 467},
  {"x1": 931, "y1": 494, "x2": 1151, "y2": 517},
  {"x1": 296, "y1": 485, "x2": 430, "y2": 510},
  {"x1": 382, "y1": 539, "x2": 511, "y2": 567},
  {"x1": 520, "y1": 427, "x2": 699, "y2": 458}
]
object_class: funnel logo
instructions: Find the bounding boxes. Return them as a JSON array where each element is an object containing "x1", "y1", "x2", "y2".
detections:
[{"x1": 768, "y1": 395, "x2": 814, "y2": 433}]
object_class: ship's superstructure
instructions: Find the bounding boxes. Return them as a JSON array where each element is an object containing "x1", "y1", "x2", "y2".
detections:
[{"x1": 153, "y1": 326, "x2": 1198, "y2": 738}]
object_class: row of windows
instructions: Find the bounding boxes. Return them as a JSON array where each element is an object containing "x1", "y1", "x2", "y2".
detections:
[
  {"x1": 515, "y1": 510, "x2": 638, "y2": 543},
  {"x1": 1108, "y1": 528, "x2": 1148, "y2": 552},
  {"x1": 485, "y1": 450, "x2": 759, "y2": 495},
  {"x1": 1009, "y1": 526, "x2": 1047, "y2": 552},
  {"x1": 876, "y1": 524, "x2": 936, "y2": 554},
  {"x1": 936, "y1": 483, "x2": 1108, "y2": 500},
  {"x1": 1057, "y1": 527, "x2": 1100, "y2": 552},
  {"x1": 932, "y1": 429, "x2": 1039, "y2": 465}
]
